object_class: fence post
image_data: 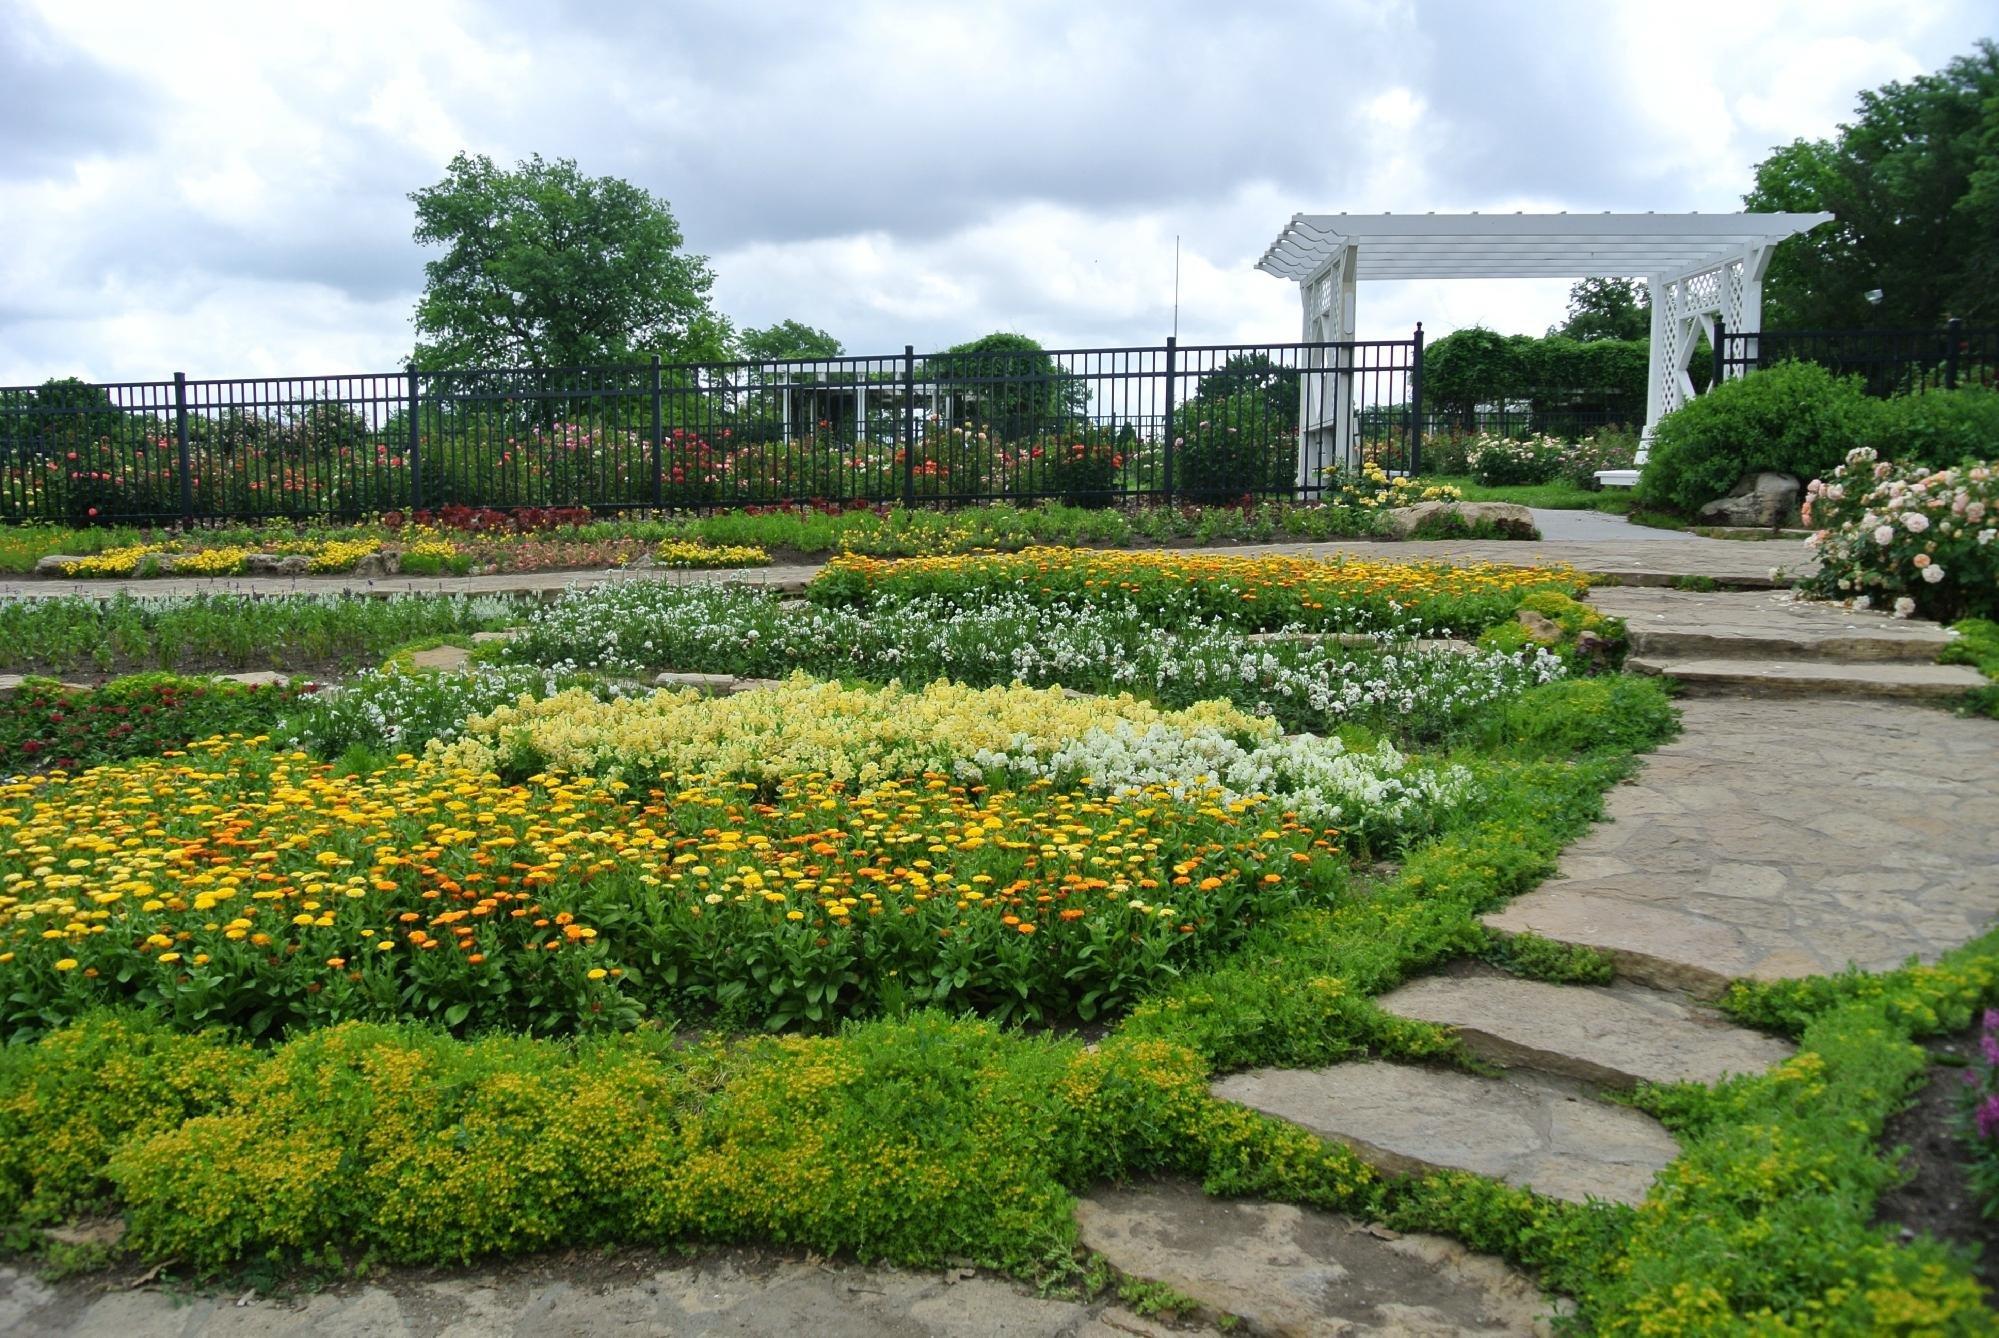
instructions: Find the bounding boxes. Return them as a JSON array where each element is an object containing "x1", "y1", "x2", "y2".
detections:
[
  {"x1": 902, "y1": 346, "x2": 917, "y2": 507},
  {"x1": 1945, "y1": 317, "x2": 1963, "y2": 390},
  {"x1": 406, "y1": 368, "x2": 423, "y2": 511},
  {"x1": 1408, "y1": 324, "x2": 1424, "y2": 475},
  {"x1": 173, "y1": 372, "x2": 193, "y2": 523},
  {"x1": 1712, "y1": 315, "x2": 1726, "y2": 388},
  {"x1": 649, "y1": 354, "x2": 664, "y2": 509},
  {"x1": 1161, "y1": 336, "x2": 1177, "y2": 504}
]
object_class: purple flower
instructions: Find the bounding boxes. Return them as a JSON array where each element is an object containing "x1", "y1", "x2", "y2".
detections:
[{"x1": 1978, "y1": 1094, "x2": 1999, "y2": 1141}]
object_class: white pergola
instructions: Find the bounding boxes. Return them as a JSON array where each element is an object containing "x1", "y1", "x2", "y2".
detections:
[{"x1": 1256, "y1": 211, "x2": 1833, "y2": 483}]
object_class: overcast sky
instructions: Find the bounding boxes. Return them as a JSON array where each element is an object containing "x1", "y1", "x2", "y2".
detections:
[{"x1": 1, "y1": 0, "x2": 1990, "y2": 381}]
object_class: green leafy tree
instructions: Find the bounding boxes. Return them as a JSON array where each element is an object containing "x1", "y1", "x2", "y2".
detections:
[
  {"x1": 1746, "y1": 41, "x2": 1999, "y2": 327},
  {"x1": 1549, "y1": 279, "x2": 1651, "y2": 342},
  {"x1": 929, "y1": 332, "x2": 1088, "y2": 434},
  {"x1": 739, "y1": 320, "x2": 844, "y2": 362},
  {"x1": 1423, "y1": 327, "x2": 1523, "y2": 428},
  {"x1": 1191, "y1": 352, "x2": 1301, "y2": 429},
  {"x1": 409, "y1": 152, "x2": 722, "y2": 370}
]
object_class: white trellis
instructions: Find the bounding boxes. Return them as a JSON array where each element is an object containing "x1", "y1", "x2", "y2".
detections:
[{"x1": 1257, "y1": 212, "x2": 1831, "y2": 485}]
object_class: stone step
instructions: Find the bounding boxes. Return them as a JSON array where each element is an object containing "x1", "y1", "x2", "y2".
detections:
[
  {"x1": 1482, "y1": 892, "x2": 1790, "y2": 999},
  {"x1": 1627, "y1": 655, "x2": 1984, "y2": 700},
  {"x1": 1211, "y1": 1062, "x2": 1678, "y2": 1207},
  {"x1": 1375, "y1": 969, "x2": 1792, "y2": 1090},
  {"x1": 1074, "y1": 1180, "x2": 1558, "y2": 1336},
  {"x1": 1590, "y1": 586, "x2": 1957, "y2": 664}
]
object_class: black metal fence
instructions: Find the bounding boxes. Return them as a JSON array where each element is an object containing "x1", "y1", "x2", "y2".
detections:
[
  {"x1": 1715, "y1": 317, "x2": 1999, "y2": 398},
  {"x1": 0, "y1": 335, "x2": 1429, "y2": 525}
]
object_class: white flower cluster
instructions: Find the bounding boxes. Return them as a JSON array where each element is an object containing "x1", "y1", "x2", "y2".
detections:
[
  {"x1": 503, "y1": 584, "x2": 1564, "y2": 740},
  {"x1": 282, "y1": 662, "x2": 633, "y2": 755}
]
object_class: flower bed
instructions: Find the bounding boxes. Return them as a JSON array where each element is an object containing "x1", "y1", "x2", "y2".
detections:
[
  {"x1": 1801, "y1": 448, "x2": 1998, "y2": 620},
  {"x1": 807, "y1": 547, "x2": 1585, "y2": 634},
  {"x1": 498, "y1": 582, "x2": 1564, "y2": 743},
  {"x1": 0, "y1": 674, "x2": 314, "y2": 774}
]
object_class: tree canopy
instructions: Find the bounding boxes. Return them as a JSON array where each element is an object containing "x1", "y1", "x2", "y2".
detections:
[
  {"x1": 1745, "y1": 41, "x2": 1999, "y2": 327},
  {"x1": 1549, "y1": 279, "x2": 1651, "y2": 342},
  {"x1": 929, "y1": 332, "x2": 1088, "y2": 431},
  {"x1": 409, "y1": 152, "x2": 725, "y2": 370},
  {"x1": 738, "y1": 320, "x2": 844, "y2": 362}
]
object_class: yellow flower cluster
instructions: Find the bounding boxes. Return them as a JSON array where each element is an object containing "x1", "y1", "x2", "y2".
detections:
[
  {"x1": 403, "y1": 538, "x2": 459, "y2": 562},
  {"x1": 307, "y1": 538, "x2": 384, "y2": 572},
  {"x1": 171, "y1": 545, "x2": 257, "y2": 576},
  {"x1": 1328, "y1": 462, "x2": 1465, "y2": 509},
  {"x1": 437, "y1": 674, "x2": 1270, "y2": 785},
  {"x1": 654, "y1": 540, "x2": 770, "y2": 569},
  {"x1": 58, "y1": 544, "x2": 168, "y2": 576}
]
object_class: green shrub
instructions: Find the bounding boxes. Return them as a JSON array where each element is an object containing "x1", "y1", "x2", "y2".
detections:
[
  {"x1": 1175, "y1": 392, "x2": 1295, "y2": 501},
  {"x1": 1861, "y1": 387, "x2": 1999, "y2": 467},
  {"x1": 1635, "y1": 362, "x2": 1880, "y2": 513},
  {"x1": 0, "y1": 673, "x2": 310, "y2": 773}
]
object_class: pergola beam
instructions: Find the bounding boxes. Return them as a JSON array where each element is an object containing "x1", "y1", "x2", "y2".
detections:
[{"x1": 1258, "y1": 212, "x2": 1833, "y2": 483}]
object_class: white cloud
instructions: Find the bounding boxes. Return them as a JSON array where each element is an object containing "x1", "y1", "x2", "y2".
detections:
[{"x1": 0, "y1": 0, "x2": 1989, "y2": 381}]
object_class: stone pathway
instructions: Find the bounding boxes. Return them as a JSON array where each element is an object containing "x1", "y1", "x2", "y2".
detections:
[
  {"x1": 1484, "y1": 696, "x2": 1999, "y2": 994},
  {"x1": 1086, "y1": 585, "x2": 1997, "y2": 1328},
  {"x1": 0, "y1": 1252, "x2": 1203, "y2": 1338},
  {"x1": 0, "y1": 531, "x2": 1814, "y2": 603}
]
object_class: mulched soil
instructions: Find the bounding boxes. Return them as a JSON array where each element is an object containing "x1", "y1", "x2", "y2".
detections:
[{"x1": 1874, "y1": 1024, "x2": 1999, "y2": 1300}]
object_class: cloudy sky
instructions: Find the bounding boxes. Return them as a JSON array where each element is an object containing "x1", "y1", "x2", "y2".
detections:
[{"x1": 1, "y1": 0, "x2": 1990, "y2": 381}]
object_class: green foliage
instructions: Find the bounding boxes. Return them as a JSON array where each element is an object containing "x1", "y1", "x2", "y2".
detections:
[
  {"x1": 409, "y1": 152, "x2": 722, "y2": 370},
  {"x1": 1468, "y1": 676, "x2": 1680, "y2": 760},
  {"x1": 929, "y1": 333, "x2": 1088, "y2": 434},
  {"x1": 1940, "y1": 618, "x2": 1999, "y2": 718},
  {"x1": 1480, "y1": 932, "x2": 1616, "y2": 986},
  {"x1": 0, "y1": 594, "x2": 517, "y2": 676},
  {"x1": 1189, "y1": 353, "x2": 1301, "y2": 430},
  {"x1": 0, "y1": 674, "x2": 310, "y2": 773},
  {"x1": 1860, "y1": 387, "x2": 1999, "y2": 466},
  {"x1": 1746, "y1": 41, "x2": 1999, "y2": 328},
  {"x1": 1549, "y1": 279, "x2": 1650, "y2": 343},
  {"x1": 1175, "y1": 390, "x2": 1296, "y2": 500},
  {"x1": 737, "y1": 319, "x2": 844, "y2": 363},
  {"x1": 1475, "y1": 591, "x2": 1627, "y2": 673},
  {"x1": 1424, "y1": 327, "x2": 1649, "y2": 430},
  {"x1": 1423, "y1": 327, "x2": 1520, "y2": 428},
  {"x1": 1635, "y1": 361, "x2": 1880, "y2": 512},
  {"x1": 1591, "y1": 935, "x2": 1999, "y2": 1332}
]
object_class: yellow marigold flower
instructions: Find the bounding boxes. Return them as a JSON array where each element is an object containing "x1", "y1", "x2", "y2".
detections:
[{"x1": 53, "y1": 958, "x2": 78, "y2": 971}]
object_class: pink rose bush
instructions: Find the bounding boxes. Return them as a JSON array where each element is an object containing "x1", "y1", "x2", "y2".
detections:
[{"x1": 1801, "y1": 447, "x2": 1999, "y2": 620}]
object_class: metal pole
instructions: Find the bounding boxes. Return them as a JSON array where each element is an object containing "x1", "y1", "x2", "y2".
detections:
[
  {"x1": 173, "y1": 372, "x2": 193, "y2": 523},
  {"x1": 650, "y1": 353, "x2": 664, "y2": 508},
  {"x1": 1945, "y1": 317, "x2": 1963, "y2": 391},
  {"x1": 1712, "y1": 315, "x2": 1726, "y2": 388},
  {"x1": 406, "y1": 368, "x2": 422, "y2": 511},
  {"x1": 1161, "y1": 336, "x2": 1177, "y2": 504},
  {"x1": 901, "y1": 345, "x2": 916, "y2": 508},
  {"x1": 1408, "y1": 324, "x2": 1424, "y2": 475}
]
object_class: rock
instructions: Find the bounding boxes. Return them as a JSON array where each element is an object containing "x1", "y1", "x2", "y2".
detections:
[
  {"x1": 1698, "y1": 472, "x2": 1801, "y2": 528},
  {"x1": 42, "y1": 1218, "x2": 125, "y2": 1248},
  {"x1": 470, "y1": 630, "x2": 519, "y2": 644},
  {"x1": 1376, "y1": 970, "x2": 1793, "y2": 1089},
  {"x1": 623, "y1": 553, "x2": 658, "y2": 571},
  {"x1": 351, "y1": 550, "x2": 401, "y2": 579},
  {"x1": 655, "y1": 671, "x2": 736, "y2": 695},
  {"x1": 32, "y1": 555, "x2": 86, "y2": 576},
  {"x1": 1385, "y1": 500, "x2": 1538, "y2": 540},
  {"x1": 220, "y1": 671, "x2": 290, "y2": 688},
  {"x1": 243, "y1": 552, "x2": 310, "y2": 577},
  {"x1": 1075, "y1": 1180, "x2": 1558, "y2": 1335},
  {"x1": 727, "y1": 678, "x2": 787, "y2": 694},
  {"x1": 1211, "y1": 1062, "x2": 1679, "y2": 1205},
  {"x1": 1515, "y1": 609, "x2": 1565, "y2": 644}
]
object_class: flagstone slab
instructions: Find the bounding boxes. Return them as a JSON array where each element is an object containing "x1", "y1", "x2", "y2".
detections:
[
  {"x1": 1376, "y1": 970, "x2": 1793, "y2": 1089},
  {"x1": 1211, "y1": 1063, "x2": 1678, "y2": 1206},
  {"x1": 1485, "y1": 699, "x2": 1999, "y2": 995},
  {"x1": 1592, "y1": 586, "x2": 1957, "y2": 662},
  {"x1": 1075, "y1": 1180, "x2": 1556, "y2": 1335},
  {"x1": 1626, "y1": 655, "x2": 1983, "y2": 700}
]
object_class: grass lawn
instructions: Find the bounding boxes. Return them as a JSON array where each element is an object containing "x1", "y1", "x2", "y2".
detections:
[{"x1": 1423, "y1": 475, "x2": 1637, "y2": 513}]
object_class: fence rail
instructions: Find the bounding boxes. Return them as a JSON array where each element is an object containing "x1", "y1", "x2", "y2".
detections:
[
  {"x1": 1716, "y1": 318, "x2": 1999, "y2": 397},
  {"x1": 0, "y1": 335, "x2": 1428, "y2": 525}
]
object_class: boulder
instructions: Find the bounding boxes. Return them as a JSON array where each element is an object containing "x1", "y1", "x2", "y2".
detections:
[
  {"x1": 33, "y1": 555, "x2": 86, "y2": 576},
  {"x1": 1515, "y1": 609, "x2": 1565, "y2": 644},
  {"x1": 1385, "y1": 500, "x2": 1538, "y2": 540},
  {"x1": 1698, "y1": 472, "x2": 1801, "y2": 528},
  {"x1": 243, "y1": 552, "x2": 310, "y2": 577},
  {"x1": 351, "y1": 551, "x2": 401, "y2": 579},
  {"x1": 654, "y1": 671, "x2": 735, "y2": 695}
]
